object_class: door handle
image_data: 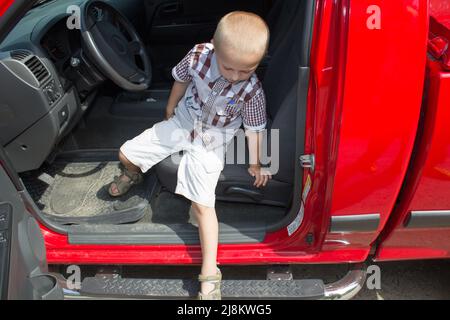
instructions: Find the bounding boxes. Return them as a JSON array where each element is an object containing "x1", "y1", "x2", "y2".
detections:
[{"x1": 161, "y1": 2, "x2": 180, "y2": 14}]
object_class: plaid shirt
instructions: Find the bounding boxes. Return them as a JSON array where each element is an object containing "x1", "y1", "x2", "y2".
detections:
[{"x1": 172, "y1": 43, "x2": 267, "y2": 144}]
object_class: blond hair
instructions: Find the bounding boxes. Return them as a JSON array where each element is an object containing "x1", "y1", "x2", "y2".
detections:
[{"x1": 214, "y1": 11, "x2": 270, "y2": 61}]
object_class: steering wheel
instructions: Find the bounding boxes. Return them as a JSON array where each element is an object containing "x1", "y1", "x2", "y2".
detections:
[{"x1": 80, "y1": 0, "x2": 151, "y2": 91}]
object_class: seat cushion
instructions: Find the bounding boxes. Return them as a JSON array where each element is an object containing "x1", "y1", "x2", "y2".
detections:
[{"x1": 155, "y1": 154, "x2": 292, "y2": 207}]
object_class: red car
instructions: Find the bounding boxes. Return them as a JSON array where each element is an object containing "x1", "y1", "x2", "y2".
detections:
[{"x1": 0, "y1": 0, "x2": 448, "y2": 299}]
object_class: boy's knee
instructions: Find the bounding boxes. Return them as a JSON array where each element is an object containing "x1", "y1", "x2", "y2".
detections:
[
  {"x1": 118, "y1": 150, "x2": 128, "y2": 164},
  {"x1": 119, "y1": 150, "x2": 141, "y2": 172},
  {"x1": 192, "y1": 202, "x2": 213, "y2": 215}
]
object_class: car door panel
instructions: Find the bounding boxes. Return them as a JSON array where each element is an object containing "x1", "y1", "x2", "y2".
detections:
[
  {"x1": 0, "y1": 147, "x2": 63, "y2": 300},
  {"x1": 106, "y1": 0, "x2": 146, "y2": 34},
  {"x1": 144, "y1": 0, "x2": 271, "y2": 83},
  {"x1": 0, "y1": 203, "x2": 11, "y2": 299}
]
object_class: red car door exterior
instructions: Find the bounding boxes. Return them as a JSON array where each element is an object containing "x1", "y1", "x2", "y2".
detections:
[
  {"x1": 376, "y1": 2, "x2": 450, "y2": 261},
  {"x1": 306, "y1": 0, "x2": 429, "y2": 261}
]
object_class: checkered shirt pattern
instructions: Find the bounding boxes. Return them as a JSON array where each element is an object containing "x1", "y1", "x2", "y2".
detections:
[{"x1": 172, "y1": 43, "x2": 267, "y2": 133}]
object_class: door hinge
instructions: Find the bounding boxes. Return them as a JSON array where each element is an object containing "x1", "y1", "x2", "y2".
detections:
[{"x1": 300, "y1": 154, "x2": 315, "y2": 172}]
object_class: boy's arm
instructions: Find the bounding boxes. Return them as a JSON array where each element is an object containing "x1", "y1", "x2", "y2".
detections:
[
  {"x1": 165, "y1": 81, "x2": 190, "y2": 119},
  {"x1": 167, "y1": 44, "x2": 199, "y2": 119},
  {"x1": 242, "y1": 89, "x2": 270, "y2": 188},
  {"x1": 246, "y1": 130, "x2": 272, "y2": 188}
]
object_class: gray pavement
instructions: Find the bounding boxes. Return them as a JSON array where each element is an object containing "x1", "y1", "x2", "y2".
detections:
[{"x1": 354, "y1": 260, "x2": 450, "y2": 300}]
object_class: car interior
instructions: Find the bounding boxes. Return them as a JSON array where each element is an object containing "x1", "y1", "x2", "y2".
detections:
[{"x1": 0, "y1": 0, "x2": 315, "y2": 245}]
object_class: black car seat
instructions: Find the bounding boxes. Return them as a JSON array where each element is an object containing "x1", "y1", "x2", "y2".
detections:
[
  {"x1": 266, "y1": 0, "x2": 304, "y2": 56},
  {"x1": 155, "y1": 0, "x2": 313, "y2": 207}
]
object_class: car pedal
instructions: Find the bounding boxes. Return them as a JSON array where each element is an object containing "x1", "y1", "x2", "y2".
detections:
[{"x1": 37, "y1": 172, "x2": 54, "y2": 185}]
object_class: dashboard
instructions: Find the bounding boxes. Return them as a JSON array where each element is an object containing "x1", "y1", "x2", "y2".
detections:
[
  {"x1": 41, "y1": 19, "x2": 81, "y2": 66},
  {"x1": 39, "y1": 3, "x2": 117, "y2": 90},
  {"x1": 0, "y1": 0, "x2": 143, "y2": 172}
]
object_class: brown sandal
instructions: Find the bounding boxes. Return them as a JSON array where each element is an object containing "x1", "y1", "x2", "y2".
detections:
[
  {"x1": 197, "y1": 267, "x2": 222, "y2": 300},
  {"x1": 108, "y1": 168, "x2": 143, "y2": 197}
]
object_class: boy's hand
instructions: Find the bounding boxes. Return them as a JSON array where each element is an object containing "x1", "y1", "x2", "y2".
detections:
[{"x1": 248, "y1": 164, "x2": 272, "y2": 188}]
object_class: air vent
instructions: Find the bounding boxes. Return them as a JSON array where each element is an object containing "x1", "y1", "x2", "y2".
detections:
[
  {"x1": 24, "y1": 56, "x2": 50, "y2": 85},
  {"x1": 10, "y1": 50, "x2": 32, "y2": 61}
]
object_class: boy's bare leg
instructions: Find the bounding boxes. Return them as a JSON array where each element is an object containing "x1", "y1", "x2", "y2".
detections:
[
  {"x1": 191, "y1": 202, "x2": 219, "y2": 295},
  {"x1": 110, "y1": 151, "x2": 142, "y2": 195},
  {"x1": 118, "y1": 150, "x2": 141, "y2": 172}
]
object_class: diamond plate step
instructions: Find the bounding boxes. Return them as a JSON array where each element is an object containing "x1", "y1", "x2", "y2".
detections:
[{"x1": 80, "y1": 275, "x2": 325, "y2": 299}]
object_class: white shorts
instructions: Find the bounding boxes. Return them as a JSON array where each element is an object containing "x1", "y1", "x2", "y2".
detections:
[{"x1": 120, "y1": 115, "x2": 225, "y2": 208}]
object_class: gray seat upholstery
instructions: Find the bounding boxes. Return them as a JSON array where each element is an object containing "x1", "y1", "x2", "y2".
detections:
[{"x1": 155, "y1": 0, "x2": 309, "y2": 207}]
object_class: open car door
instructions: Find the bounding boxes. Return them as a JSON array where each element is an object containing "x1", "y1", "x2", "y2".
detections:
[
  {"x1": 0, "y1": 0, "x2": 62, "y2": 300},
  {"x1": 375, "y1": 4, "x2": 450, "y2": 261},
  {"x1": 0, "y1": 147, "x2": 63, "y2": 300}
]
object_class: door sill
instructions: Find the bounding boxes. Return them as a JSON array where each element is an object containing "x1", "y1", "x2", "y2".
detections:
[{"x1": 68, "y1": 222, "x2": 267, "y2": 245}]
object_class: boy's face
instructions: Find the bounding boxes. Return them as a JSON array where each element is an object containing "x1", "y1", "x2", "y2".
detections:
[{"x1": 215, "y1": 45, "x2": 261, "y2": 84}]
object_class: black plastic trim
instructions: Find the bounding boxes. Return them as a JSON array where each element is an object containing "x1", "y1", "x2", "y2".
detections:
[
  {"x1": 68, "y1": 223, "x2": 266, "y2": 245},
  {"x1": 0, "y1": 146, "x2": 24, "y2": 191},
  {"x1": 404, "y1": 211, "x2": 450, "y2": 229},
  {"x1": 266, "y1": 66, "x2": 310, "y2": 233},
  {"x1": 266, "y1": 0, "x2": 316, "y2": 233},
  {"x1": 0, "y1": 203, "x2": 12, "y2": 300},
  {"x1": 55, "y1": 149, "x2": 119, "y2": 162},
  {"x1": 19, "y1": 191, "x2": 69, "y2": 235},
  {"x1": 299, "y1": 0, "x2": 315, "y2": 67},
  {"x1": 329, "y1": 214, "x2": 380, "y2": 233}
]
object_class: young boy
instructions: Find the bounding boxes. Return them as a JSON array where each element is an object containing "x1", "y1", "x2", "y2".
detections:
[{"x1": 108, "y1": 11, "x2": 271, "y2": 299}]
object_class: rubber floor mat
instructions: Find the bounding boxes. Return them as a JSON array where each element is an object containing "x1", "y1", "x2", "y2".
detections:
[{"x1": 21, "y1": 162, "x2": 156, "y2": 224}]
